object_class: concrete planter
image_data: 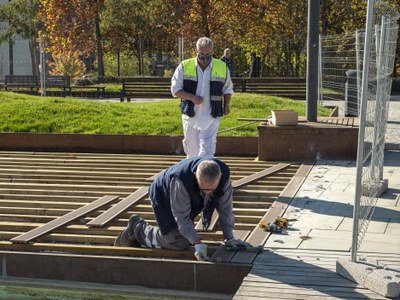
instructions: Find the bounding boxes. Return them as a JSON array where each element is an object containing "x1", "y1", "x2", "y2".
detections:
[
  {"x1": 0, "y1": 133, "x2": 258, "y2": 157},
  {"x1": 258, "y1": 122, "x2": 358, "y2": 161}
]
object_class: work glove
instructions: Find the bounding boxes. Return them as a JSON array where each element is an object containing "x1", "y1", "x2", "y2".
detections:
[
  {"x1": 194, "y1": 243, "x2": 209, "y2": 261},
  {"x1": 225, "y1": 238, "x2": 253, "y2": 248}
]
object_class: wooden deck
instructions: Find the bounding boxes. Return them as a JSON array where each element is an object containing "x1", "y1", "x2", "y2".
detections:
[
  {"x1": 0, "y1": 151, "x2": 300, "y2": 261},
  {"x1": 234, "y1": 249, "x2": 400, "y2": 300}
]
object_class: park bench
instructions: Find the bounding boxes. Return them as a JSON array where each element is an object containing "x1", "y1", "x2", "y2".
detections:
[
  {"x1": 121, "y1": 77, "x2": 172, "y2": 102},
  {"x1": 234, "y1": 77, "x2": 306, "y2": 99},
  {"x1": 120, "y1": 76, "x2": 306, "y2": 102},
  {"x1": 4, "y1": 75, "x2": 39, "y2": 93},
  {"x1": 45, "y1": 75, "x2": 71, "y2": 97},
  {"x1": 69, "y1": 84, "x2": 106, "y2": 99}
]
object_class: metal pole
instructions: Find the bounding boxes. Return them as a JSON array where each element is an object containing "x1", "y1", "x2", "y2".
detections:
[
  {"x1": 8, "y1": 0, "x2": 13, "y2": 76},
  {"x1": 355, "y1": 30, "x2": 361, "y2": 116},
  {"x1": 318, "y1": 34, "x2": 323, "y2": 104},
  {"x1": 306, "y1": 0, "x2": 320, "y2": 122},
  {"x1": 352, "y1": 0, "x2": 374, "y2": 263},
  {"x1": 376, "y1": 16, "x2": 387, "y2": 181},
  {"x1": 39, "y1": 35, "x2": 46, "y2": 96},
  {"x1": 178, "y1": 36, "x2": 184, "y2": 63}
]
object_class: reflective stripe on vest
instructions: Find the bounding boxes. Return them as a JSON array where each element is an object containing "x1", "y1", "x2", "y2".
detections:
[{"x1": 181, "y1": 58, "x2": 227, "y2": 118}]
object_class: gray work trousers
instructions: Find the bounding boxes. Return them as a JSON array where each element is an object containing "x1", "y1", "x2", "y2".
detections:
[{"x1": 134, "y1": 219, "x2": 191, "y2": 250}]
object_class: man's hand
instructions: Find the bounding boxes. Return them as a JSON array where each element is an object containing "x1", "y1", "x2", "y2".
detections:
[
  {"x1": 192, "y1": 95, "x2": 204, "y2": 105},
  {"x1": 194, "y1": 243, "x2": 209, "y2": 261},
  {"x1": 225, "y1": 238, "x2": 253, "y2": 248}
]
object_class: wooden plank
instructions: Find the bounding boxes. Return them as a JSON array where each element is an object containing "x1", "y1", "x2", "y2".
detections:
[
  {"x1": 146, "y1": 170, "x2": 164, "y2": 182},
  {"x1": 10, "y1": 195, "x2": 119, "y2": 243},
  {"x1": 209, "y1": 230, "x2": 250, "y2": 263},
  {"x1": 194, "y1": 211, "x2": 219, "y2": 231},
  {"x1": 0, "y1": 241, "x2": 196, "y2": 260},
  {"x1": 232, "y1": 163, "x2": 290, "y2": 189},
  {"x1": 231, "y1": 162, "x2": 314, "y2": 264},
  {"x1": 87, "y1": 187, "x2": 148, "y2": 227}
]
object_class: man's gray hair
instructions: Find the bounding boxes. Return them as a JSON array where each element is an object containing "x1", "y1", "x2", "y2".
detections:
[
  {"x1": 196, "y1": 160, "x2": 221, "y2": 183},
  {"x1": 196, "y1": 37, "x2": 214, "y2": 50}
]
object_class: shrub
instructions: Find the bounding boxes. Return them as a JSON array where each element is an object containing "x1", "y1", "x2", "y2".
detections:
[{"x1": 47, "y1": 50, "x2": 86, "y2": 81}]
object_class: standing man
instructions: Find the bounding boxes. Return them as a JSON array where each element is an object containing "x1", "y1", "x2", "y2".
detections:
[
  {"x1": 114, "y1": 157, "x2": 252, "y2": 261},
  {"x1": 171, "y1": 37, "x2": 234, "y2": 158},
  {"x1": 249, "y1": 51, "x2": 261, "y2": 78},
  {"x1": 220, "y1": 48, "x2": 237, "y2": 77}
]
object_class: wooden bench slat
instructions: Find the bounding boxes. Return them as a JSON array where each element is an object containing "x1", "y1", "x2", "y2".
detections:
[
  {"x1": 87, "y1": 187, "x2": 148, "y2": 227},
  {"x1": 10, "y1": 195, "x2": 119, "y2": 243}
]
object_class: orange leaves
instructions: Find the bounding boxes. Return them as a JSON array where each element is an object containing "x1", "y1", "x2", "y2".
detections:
[
  {"x1": 47, "y1": 49, "x2": 86, "y2": 80},
  {"x1": 38, "y1": 0, "x2": 98, "y2": 57}
]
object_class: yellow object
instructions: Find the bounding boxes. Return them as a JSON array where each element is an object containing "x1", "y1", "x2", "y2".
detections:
[
  {"x1": 274, "y1": 216, "x2": 288, "y2": 228},
  {"x1": 259, "y1": 221, "x2": 267, "y2": 229}
]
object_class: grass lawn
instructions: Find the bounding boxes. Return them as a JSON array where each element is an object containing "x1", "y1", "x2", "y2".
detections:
[
  {"x1": 0, "y1": 92, "x2": 332, "y2": 136},
  {"x1": 0, "y1": 284, "x2": 176, "y2": 300}
]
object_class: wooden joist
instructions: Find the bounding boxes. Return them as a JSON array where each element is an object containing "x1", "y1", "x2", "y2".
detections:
[
  {"x1": 0, "y1": 151, "x2": 301, "y2": 261},
  {"x1": 232, "y1": 163, "x2": 290, "y2": 189},
  {"x1": 0, "y1": 241, "x2": 197, "y2": 259},
  {"x1": 10, "y1": 195, "x2": 119, "y2": 243},
  {"x1": 87, "y1": 187, "x2": 148, "y2": 227}
]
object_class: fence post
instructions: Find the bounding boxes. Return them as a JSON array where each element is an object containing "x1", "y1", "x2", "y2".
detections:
[
  {"x1": 39, "y1": 35, "x2": 46, "y2": 96},
  {"x1": 352, "y1": 0, "x2": 374, "y2": 263}
]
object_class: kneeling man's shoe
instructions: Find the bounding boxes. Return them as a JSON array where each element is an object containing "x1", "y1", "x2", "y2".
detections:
[{"x1": 114, "y1": 214, "x2": 141, "y2": 247}]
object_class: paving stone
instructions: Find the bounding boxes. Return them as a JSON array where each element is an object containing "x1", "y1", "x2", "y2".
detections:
[
  {"x1": 385, "y1": 218, "x2": 400, "y2": 235},
  {"x1": 297, "y1": 229, "x2": 352, "y2": 251}
]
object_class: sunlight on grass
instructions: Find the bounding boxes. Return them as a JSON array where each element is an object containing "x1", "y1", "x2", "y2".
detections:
[{"x1": 0, "y1": 92, "x2": 332, "y2": 136}]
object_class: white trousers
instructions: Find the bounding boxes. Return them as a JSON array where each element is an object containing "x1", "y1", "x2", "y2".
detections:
[{"x1": 182, "y1": 117, "x2": 221, "y2": 158}]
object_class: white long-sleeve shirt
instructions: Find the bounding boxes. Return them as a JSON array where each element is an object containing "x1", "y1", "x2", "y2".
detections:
[
  {"x1": 171, "y1": 59, "x2": 234, "y2": 131},
  {"x1": 169, "y1": 176, "x2": 235, "y2": 244}
]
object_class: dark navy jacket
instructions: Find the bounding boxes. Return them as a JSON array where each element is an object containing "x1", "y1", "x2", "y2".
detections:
[{"x1": 148, "y1": 157, "x2": 230, "y2": 235}]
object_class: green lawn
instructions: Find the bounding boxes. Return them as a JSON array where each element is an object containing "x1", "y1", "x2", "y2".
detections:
[{"x1": 0, "y1": 92, "x2": 332, "y2": 136}]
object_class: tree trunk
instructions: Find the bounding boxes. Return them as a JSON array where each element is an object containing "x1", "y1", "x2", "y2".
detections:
[
  {"x1": 95, "y1": 17, "x2": 104, "y2": 80},
  {"x1": 29, "y1": 35, "x2": 40, "y2": 77}
]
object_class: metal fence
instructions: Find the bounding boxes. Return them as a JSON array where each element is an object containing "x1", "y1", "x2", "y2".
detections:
[
  {"x1": 319, "y1": 31, "x2": 365, "y2": 116},
  {"x1": 351, "y1": 0, "x2": 399, "y2": 262}
]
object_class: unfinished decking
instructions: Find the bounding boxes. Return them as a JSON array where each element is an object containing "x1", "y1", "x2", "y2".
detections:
[{"x1": 0, "y1": 151, "x2": 304, "y2": 293}]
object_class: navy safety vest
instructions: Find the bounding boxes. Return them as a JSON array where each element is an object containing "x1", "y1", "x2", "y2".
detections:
[
  {"x1": 179, "y1": 58, "x2": 227, "y2": 118},
  {"x1": 148, "y1": 157, "x2": 230, "y2": 235}
]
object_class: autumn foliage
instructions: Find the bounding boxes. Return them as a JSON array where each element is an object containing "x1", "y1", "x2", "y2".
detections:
[
  {"x1": 47, "y1": 50, "x2": 86, "y2": 80},
  {"x1": 3, "y1": 0, "x2": 397, "y2": 77}
]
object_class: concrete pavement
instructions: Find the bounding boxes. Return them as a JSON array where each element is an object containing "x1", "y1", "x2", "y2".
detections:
[
  {"x1": 234, "y1": 95, "x2": 400, "y2": 299},
  {"x1": 266, "y1": 95, "x2": 400, "y2": 255}
]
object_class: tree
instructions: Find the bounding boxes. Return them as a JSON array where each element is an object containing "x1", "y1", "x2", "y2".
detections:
[
  {"x1": 38, "y1": 0, "x2": 105, "y2": 79},
  {"x1": 0, "y1": 0, "x2": 40, "y2": 76}
]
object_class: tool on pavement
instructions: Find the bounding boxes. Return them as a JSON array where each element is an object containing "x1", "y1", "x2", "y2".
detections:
[
  {"x1": 225, "y1": 244, "x2": 264, "y2": 253},
  {"x1": 259, "y1": 216, "x2": 289, "y2": 233},
  {"x1": 274, "y1": 216, "x2": 289, "y2": 228}
]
